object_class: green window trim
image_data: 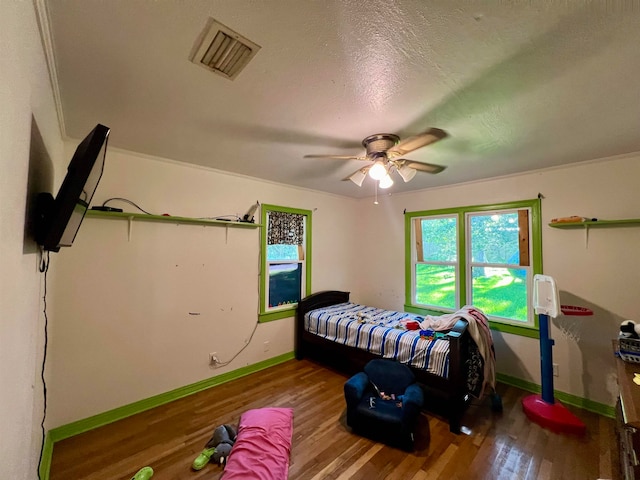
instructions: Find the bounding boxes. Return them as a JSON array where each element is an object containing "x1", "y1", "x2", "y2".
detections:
[
  {"x1": 259, "y1": 204, "x2": 312, "y2": 323},
  {"x1": 405, "y1": 199, "x2": 542, "y2": 338}
]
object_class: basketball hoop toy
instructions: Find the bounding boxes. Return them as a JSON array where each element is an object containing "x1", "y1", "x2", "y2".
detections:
[{"x1": 521, "y1": 274, "x2": 591, "y2": 435}]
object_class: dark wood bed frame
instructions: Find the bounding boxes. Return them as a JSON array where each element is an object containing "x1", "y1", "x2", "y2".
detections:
[{"x1": 295, "y1": 290, "x2": 472, "y2": 433}]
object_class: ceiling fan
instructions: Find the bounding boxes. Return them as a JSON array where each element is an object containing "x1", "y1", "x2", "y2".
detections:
[{"x1": 304, "y1": 128, "x2": 448, "y2": 188}]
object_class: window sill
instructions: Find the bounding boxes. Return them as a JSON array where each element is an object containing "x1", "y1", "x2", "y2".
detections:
[
  {"x1": 489, "y1": 321, "x2": 539, "y2": 339},
  {"x1": 404, "y1": 304, "x2": 450, "y2": 316},
  {"x1": 259, "y1": 308, "x2": 296, "y2": 323},
  {"x1": 404, "y1": 304, "x2": 540, "y2": 339}
]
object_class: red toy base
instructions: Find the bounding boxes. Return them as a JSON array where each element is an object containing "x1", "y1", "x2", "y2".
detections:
[{"x1": 522, "y1": 395, "x2": 586, "y2": 435}]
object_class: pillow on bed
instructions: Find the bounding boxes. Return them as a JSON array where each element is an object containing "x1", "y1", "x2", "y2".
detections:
[{"x1": 221, "y1": 407, "x2": 294, "y2": 480}]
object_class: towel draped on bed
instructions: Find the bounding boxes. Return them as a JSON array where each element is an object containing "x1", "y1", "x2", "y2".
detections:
[{"x1": 419, "y1": 305, "x2": 496, "y2": 396}]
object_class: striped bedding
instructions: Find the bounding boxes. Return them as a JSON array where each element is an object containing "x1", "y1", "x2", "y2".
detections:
[{"x1": 304, "y1": 302, "x2": 450, "y2": 378}]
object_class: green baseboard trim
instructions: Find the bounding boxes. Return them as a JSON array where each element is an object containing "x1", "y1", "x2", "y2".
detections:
[
  {"x1": 49, "y1": 352, "x2": 295, "y2": 443},
  {"x1": 38, "y1": 432, "x2": 54, "y2": 480},
  {"x1": 496, "y1": 372, "x2": 615, "y2": 419}
]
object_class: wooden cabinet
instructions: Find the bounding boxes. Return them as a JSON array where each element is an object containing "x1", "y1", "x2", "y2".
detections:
[{"x1": 615, "y1": 341, "x2": 640, "y2": 479}]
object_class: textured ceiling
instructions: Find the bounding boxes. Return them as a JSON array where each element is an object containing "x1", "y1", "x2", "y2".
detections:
[{"x1": 43, "y1": 1, "x2": 640, "y2": 198}]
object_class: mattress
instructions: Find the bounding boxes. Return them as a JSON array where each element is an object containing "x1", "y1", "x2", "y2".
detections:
[{"x1": 304, "y1": 302, "x2": 450, "y2": 378}]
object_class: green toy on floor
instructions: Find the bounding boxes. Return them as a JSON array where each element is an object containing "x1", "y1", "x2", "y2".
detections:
[
  {"x1": 130, "y1": 466, "x2": 153, "y2": 480},
  {"x1": 192, "y1": 424, "x2": 238, "y2": 470}
]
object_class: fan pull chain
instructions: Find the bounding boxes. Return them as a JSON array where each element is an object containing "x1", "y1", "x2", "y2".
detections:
[{"x1": 374, "y1": 182, "x2": 379, "y2": 205}]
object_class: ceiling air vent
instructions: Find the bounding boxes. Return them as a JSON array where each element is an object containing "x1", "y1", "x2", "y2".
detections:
[{"x1": 190, "y1": 18, "x2": 261, "y2": 80}]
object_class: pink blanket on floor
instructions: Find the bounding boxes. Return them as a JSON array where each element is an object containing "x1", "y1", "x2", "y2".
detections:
[{"x1": 221, "y1": 407, "x2": 294, "y2": 480}]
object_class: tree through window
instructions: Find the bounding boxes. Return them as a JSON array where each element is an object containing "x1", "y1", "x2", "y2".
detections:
[{"x1": 405, "y1": 199, "x2": 541, "y2": 337}]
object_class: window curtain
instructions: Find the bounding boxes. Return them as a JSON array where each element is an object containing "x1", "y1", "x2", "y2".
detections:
[{"x1": 268, "y1": 212, "x2": 304, "y2": 245}]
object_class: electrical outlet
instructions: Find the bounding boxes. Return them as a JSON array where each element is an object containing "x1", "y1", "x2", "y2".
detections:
[
  {"x1": 263, "y1": 341, "x2": 270, "y2": 352},
  {"x1": 553, "y1": 363, "x2": 559, "y2": 377},
  {"x1": 209, "y1": 352, "x2": 218, "y2": 366}
]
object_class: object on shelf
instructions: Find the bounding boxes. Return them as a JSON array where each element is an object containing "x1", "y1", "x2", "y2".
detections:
[
  {"x1": 619, "y1": 320, "x2": 640, "y2": 339},
  {"x1": 619, "y1": 320, "x2": 640, "y2": 363},
  {"x1": 550, "y1": 216, "x2": 596, "y2": 224},
  {"x1": 91, "y1": 206, "x2": 123, "y2": 212}
]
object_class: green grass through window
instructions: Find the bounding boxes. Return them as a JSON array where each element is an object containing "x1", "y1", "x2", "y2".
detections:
[{"x1": 416, "y1": 265, "x2": 527, "y2": 321}]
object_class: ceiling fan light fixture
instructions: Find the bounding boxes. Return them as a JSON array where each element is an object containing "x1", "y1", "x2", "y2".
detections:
[
  {"x1": 348, "y1": 169, "x2": 367, "y2": 187},
  {"x1": 369, "y1": 160, "x2": 387, "y2": 180},
  {"x1": 379, "y1": 174, "x2": 394, "y2": 189},
  {"x1": 397, "y1": 164, "x2": 417, "y2": 182},
  {"x1": 303, "y1": 128, "x2": 448, "y2": 189}
]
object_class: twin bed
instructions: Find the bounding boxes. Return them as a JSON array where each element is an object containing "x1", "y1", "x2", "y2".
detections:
[{"x1": 295, "y1": 290, "x2": 495, "y2": 433}]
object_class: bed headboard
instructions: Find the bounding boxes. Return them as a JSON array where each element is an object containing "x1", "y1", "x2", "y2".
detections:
[
  {"x1": 295, "y1": 291, "x2": 350, "y2": 359},
  {"x1": 297, "y1": 290, "x2": 350, "y2": 316}
]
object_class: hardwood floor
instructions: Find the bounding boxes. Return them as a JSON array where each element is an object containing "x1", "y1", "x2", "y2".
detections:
[{"x1": 49, "y1": 359, "x2": 620, "y2": 480}]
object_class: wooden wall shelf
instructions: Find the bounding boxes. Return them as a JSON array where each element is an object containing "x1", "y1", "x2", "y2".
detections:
[{"x1": 86, "y1": 210, "x2": 261, "y2": 228}]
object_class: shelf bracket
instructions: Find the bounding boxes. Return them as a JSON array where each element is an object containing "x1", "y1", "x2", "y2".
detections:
[
  {"x1": 584, "y1": 224, "x2": 590, "y2": 249},
  {"x1": 128, "y1": 216, "x2": 134, "y2": 242}
]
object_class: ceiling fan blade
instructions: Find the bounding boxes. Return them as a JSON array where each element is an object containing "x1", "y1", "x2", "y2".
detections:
[
  {"x1": 400, "y1": 160, "x2": 446, "y2": 174},
  {"x1": 387, "y1": 128, "x2": 448, "y2": 157},
  {"x1": 303, "y1": 154, "x2": 366, "y2": 161}
]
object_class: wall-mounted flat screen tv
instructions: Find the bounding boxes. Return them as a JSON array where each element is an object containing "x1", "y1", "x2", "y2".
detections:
[{"x1": 35, "y1": 124, "x2": 110, "y2": 252}]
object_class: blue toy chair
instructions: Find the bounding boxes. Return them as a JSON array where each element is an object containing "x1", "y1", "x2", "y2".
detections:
[{"x1": 344, "y1": 359, "x2": 424, "y2": 451}]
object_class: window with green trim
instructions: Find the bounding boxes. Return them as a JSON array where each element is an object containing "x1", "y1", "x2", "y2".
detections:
[
  {"x1": 405, "y1": 199, "x2": 541, "y2": 337},
  {"x1": 259, "y1": 204, "x2": 312, "y2": 322}
]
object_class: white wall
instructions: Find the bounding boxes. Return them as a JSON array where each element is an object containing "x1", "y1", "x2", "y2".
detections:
[
  {"x1": 356, "y1": 154, "x2": 640, "y2": 407},
  {"x1": 47, "y1": 148, "x2": 640, "y2": 429},
  {"x1": 47, "y1": 148, "x2": 361, "y2": 428},
  {"x1": 0, "y1": 2, "x2": 64, "y2": 479}
]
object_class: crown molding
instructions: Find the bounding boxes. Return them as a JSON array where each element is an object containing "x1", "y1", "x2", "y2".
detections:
[{"x1": 34, "y1": 0, "x2": 66, "y2": 138}]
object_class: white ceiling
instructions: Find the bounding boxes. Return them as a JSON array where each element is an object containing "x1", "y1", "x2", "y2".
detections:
[{"x1": 43, "y1": 1, "x2": 640, "y2": 198}]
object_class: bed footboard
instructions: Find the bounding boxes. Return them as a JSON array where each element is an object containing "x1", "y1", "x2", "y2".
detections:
[{"x1": 443, "y1": 318, "x2": 470, "y2": 433}]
